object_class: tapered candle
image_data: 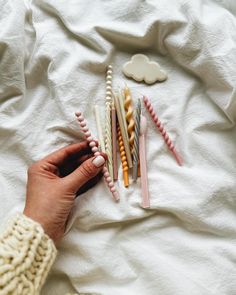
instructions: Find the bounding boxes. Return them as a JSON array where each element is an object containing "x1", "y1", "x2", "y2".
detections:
[
  {"x1": 111, "y1": 100, "x2": 118, "y2": 181},
  {"x1": 119, "y1": 91, "x2": 128, "y2": 138},
  {"x1": 117, "y1": 124, "x2": 129, "y2": 187},
  {"x1": 118, "y1": 91, "x2": 131, "y2": 151},
  {"x1": 75, "y1": 111, "x2": 119, "y2": 202},
  {"x1": 114, "y1": 93, "x2": 133, "y2": 168},
  {"x1": 143, "y1": 96, "x2": 183, "y2": 166},
  {"x1": 133, "y1": 99, "x2": 141, "y2": 181},
  {"x1": 105, "y1": 65, "x2": 113, "y2": 179},
  {"x1": 124, "y1": 86, "x2": 135, "y2": 154},
  {"x1": 105, "y1": 104, "x2": 113, "y2": 179},
  {"x1": 139, "y1": 115, "x2": 150, "y2": 208},
  {"x1": 94, "y1": 105, "x2": 105, "y2": 153}
]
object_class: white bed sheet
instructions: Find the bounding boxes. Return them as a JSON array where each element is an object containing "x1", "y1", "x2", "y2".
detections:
[{"x1": 0, "y1": 0, "x2": 236, "y2": 294}]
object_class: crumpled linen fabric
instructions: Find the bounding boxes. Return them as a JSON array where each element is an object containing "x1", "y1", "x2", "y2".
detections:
[{"x1": 0, "y1": 0, "x2": 236, "y2": 294}]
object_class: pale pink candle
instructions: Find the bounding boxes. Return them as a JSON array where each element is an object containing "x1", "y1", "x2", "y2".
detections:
[{"x1": 139, "y1": 115, "x2": 150, "y2": 208}]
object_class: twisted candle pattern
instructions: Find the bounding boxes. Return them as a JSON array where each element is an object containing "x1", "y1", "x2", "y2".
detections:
[
  {"x1": 111, "y1": 100, "x2": 118, "y2": 181},
  {"x1": 94, "y1": 105, "x2": 106, "y2": 153},
  {"x1": 105, "y1": 65, "x2": 113, "y2": 179},
  {"x1": 143, "y1": 96, "x2": 183, "y2": 166},
  {"x1": 75, "y1": 111, "x2": 119, "y2": 202},
  {"x1": 117, "y1": 124, "x2": 129, "y2": 187},
  {"x1": 105, "y1": 104, "x2": 112, "y2": 177},
  {"x1": 132, "y1": 99, "x2": 141, "y2": 180},
  {"x1": 106, "y1": 65, "x2": 113, "y2": 99},
  {"x1": 124, "y1": 86, "x2": 135, "y2": 154}
]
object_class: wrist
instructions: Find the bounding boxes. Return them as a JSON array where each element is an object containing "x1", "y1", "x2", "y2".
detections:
[
  {"x1": 23, "y1": 207, "x2": 64, "y2": 244},
  {"x1": 23, "y1": 208, "x2": 55, "y2": 242},
  {"x1": 0, "y1": 213, "x2": 57, "y2": 293}
]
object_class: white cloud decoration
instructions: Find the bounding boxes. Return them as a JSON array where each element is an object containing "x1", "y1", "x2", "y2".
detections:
[{"x1": 122, "y1": 54, "x2": 168, "y2": 84}]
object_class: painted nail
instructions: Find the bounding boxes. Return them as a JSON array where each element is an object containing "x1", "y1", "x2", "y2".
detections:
[{"x1": 92, "y1": 155, "x2": 105, "y2": 167}]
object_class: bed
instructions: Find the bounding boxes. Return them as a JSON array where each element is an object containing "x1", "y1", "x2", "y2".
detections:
[{"x1": 0, "y1": 0, "x2": 236, "y2": 294}]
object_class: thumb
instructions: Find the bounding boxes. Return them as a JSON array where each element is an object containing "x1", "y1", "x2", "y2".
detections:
[{"x1": 63, "y1": 154, "x2": 106, "y2": 193}]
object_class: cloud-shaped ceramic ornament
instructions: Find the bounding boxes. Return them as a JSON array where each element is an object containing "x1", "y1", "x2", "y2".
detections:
[{"x1": 123, "y1": 54, "x2": 167, "y2": 84}]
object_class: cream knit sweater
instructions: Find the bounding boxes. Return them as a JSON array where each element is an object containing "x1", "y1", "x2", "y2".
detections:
[
  {"x1": 0, "y1": 214, "x2": 58, "y2": 295},
  {"x1": 0, "y1": 214, "x2": 100, "y2": 295}
]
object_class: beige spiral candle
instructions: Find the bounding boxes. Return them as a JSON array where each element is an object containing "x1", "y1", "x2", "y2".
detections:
[{"x1": 124, "y1": 85, "x2": 135, "y2": 154}]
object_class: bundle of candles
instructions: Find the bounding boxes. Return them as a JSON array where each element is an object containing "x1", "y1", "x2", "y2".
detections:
[{"x1": 75, "y1": 65, "x2": 183, "y2": 208}]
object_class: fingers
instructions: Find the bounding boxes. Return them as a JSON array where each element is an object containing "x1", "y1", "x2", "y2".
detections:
[
  {"x1": 76, "y1": 172, "x2": 103, "y2": 196},
  {"x1": 59, "y1": 153, "x2": 93, "y2": 177},
  {"x1": 42, "y1": 142, "x2": 95, "y2": 166},
  {"x1": 77, "y1": 154, "x2": 93, "y2": 166},
  {"x1": 63, "y1": 153, "x2": 107, "y2": 193}
]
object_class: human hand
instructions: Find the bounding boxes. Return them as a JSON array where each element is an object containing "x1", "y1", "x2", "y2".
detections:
[{"x1": 23, "y1": 142, "x2": 106, "y2": 244}]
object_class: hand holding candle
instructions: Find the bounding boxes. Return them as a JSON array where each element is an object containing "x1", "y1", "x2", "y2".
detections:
[{"x1": 75, "y1": 111, "x2": 119, "y2": 202}]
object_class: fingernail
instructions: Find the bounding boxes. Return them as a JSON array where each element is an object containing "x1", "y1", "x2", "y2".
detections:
[
  {"x1": 100, "y1": 152, "x2": 108, "y2": 161},
  {"x1": 92, "y1": 155, "x2": 105, "y2": 167}
]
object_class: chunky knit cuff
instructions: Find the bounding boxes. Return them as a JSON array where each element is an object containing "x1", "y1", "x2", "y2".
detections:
[{"x1": 0, "y1": 214, "x2": 57, "y2": 295}]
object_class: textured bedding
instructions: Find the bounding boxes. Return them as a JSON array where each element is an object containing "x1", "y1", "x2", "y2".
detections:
[{"x1": 0, "y1": 0, "x2": 236, "y2": 294}]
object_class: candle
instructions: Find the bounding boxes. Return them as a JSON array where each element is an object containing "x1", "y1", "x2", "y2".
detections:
[
  {"x1": 118, "y1": 91, "x2": 128, "y2": 139},
  {"x1": 114, "y1": 93, "x2": 133, "y2": 168},
  {"x1": 139, "y1": 115, "x2": 150, "y2": 208},
  {"x1": 75, "y1": 111, "x2": 119, "y2": 202},
  {"x1": 105, "y1": 65, "x2": 113, "y2": 179},
  {"x1": 143, "y1": 96, "x2": 183, "y2": 166},
  {"x1": 117, "y1": 124, "x2": 129, "y2": 187},
  {"x1": 94, "y1": 105, "x2": 105, "y2": 153},
  {"x1": 132, "y1": 99, "x2": 141, "y2": 181},
  {"x1": 111, "y1": 101, "x2": 118, "y2": 181},
  {"x1": 124, "y1": 85, "x2": 135, "y2": 154},
  {"x1": 105, "y1": 103, "x2": 113, "y2": 179}
]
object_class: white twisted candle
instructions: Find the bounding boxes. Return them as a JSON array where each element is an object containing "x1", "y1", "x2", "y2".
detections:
[
  {"x1": 94, "y1": 105, "x2": 105, "y2": 153},
  {"x1": 105, "y1": 65, "x2": 113, "y2": 180}
]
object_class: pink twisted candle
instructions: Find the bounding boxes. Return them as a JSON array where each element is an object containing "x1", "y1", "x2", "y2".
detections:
[
  {"x1": 75, "y1": 111, "x2": 120, "y2": 202},
  {"x1": 143, "y1": 96, "x2": 183, "y2": 166}
]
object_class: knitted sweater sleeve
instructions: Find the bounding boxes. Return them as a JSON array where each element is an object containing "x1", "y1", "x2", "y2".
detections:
[{"x1": 0, "y1": 214, "x2": 57, "y2": 295}]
